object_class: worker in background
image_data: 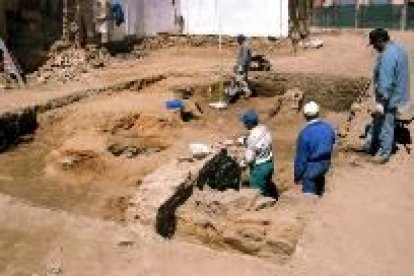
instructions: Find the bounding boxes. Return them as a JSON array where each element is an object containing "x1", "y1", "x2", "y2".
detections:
[
  {"x1": 289, "y1": 21, "x2": 300, "y2": 55},
  {"x1": 110, "y1": 0, "x2": 125, "y2": 26},
  {"x1": 235, "y1": 34, "x2": 252, "y2": 80},
  {"x1": 239, "y1": 110, "x2": 277, "y2": 199},
  {"x1": 226, "y1": 34, "x2": 252, "y2": 100},
  {"x1": 294, "y1": 102, "x2": 336, "y2": 196},
  {"x1": 362, "y1": 28, "x2": 410, "y2": 164}
]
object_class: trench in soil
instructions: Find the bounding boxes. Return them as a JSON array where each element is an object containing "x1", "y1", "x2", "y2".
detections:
[{"x1": 0, "y1": 72, "x2": 369, "y2": 260}]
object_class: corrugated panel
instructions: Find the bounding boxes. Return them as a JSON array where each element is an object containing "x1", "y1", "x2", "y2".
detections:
[
  {"x1": 336, "y1": 5, "x2": 356, "y2": 27},
  {"x1": 359, "y1": 5, "x2": 403, "y2": 29},
  {"x1": 408, "y1": 6, "x2": 414, "y2": 29},
  {"x1": 312, "y1": 4, "x2": 407, "y2": 29}
]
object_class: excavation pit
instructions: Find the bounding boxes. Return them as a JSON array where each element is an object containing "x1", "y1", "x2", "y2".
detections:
[
  {"x1": 201, "y1": 72, "x2": 369, "y2": 113},
  {"x1": 127, "y1": 72, "x2": 371, "y2": 263},
  {"x1": 250, "y1": 72, "x2": 370, "y2": 112},
  {"x1": 0, "y1": 72, "x2": 371, "y2": 263}
]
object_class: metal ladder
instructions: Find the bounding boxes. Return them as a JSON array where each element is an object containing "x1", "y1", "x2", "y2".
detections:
[{"x1": 0, "y1": 38, "x2": 25, "y2": 88}]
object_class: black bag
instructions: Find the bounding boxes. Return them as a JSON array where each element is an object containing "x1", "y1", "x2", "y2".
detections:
[
  {"x1": 395, "y1": 120, "x2": 412, "y2": 153},
  {"x1": 196, "y1": 149, "x2": 241, "y2": 191}
]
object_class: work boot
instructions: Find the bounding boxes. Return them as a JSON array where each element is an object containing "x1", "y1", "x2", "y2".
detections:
[
  {"x1": 349, "y1": 144, "x2": 372, "y2": 155},
  {"x1": 370, "y1": 154, "x2": 390, "y2": 164}
]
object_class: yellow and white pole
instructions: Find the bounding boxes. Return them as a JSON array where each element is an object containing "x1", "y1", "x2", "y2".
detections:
[{"x1": 217, "y1": 0, "x2": 225, "y2": 103}]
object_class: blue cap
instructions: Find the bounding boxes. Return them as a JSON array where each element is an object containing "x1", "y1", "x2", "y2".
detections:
[
  {"x1": 237, "y1": 34, "x2": 247, "y2": 44},
  {"x1": 166, "y1": 99, "x2": 184, "y2": 110},
  {"x1": 241, "y1": 110, "x2": 259, "y2": 125}
]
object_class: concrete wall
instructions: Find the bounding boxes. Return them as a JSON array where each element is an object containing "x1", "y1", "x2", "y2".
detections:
[
  {"x1": 144, "y1": 0, "x2": 178, "y2": 35},
  {"x1": 124, "y1": 0, "x2": 144, "y2": 36},
  {"x1": 124, "y1": 0, "x2": 179, "y2": 36},
  {"x1": 180, "y1": 0, "x2": 289, "y2": 37},
  {"x1": 124, "y1": 0, "x2": 289, "y2": 37}
]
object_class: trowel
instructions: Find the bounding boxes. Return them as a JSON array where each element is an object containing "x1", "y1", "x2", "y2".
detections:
[{"x1": 209, "y1": 100, "x2": 228, "y2": 109}]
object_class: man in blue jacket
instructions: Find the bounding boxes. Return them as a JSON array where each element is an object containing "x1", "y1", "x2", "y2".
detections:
[
  {"x1": 294, "y1": 101, "x2": 336, "y2": 196},
  {"x1": 363, "y1": 28, "x2": 410, "y2": 164}
]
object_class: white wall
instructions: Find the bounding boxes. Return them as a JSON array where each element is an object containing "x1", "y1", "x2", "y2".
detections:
[
  {"x1": 124, "y1": 0, "x2": 289, "y2": 37},
  {"x1": 124, "y1": 0, "x2": 179, "y2": 36},
  {"x1": 143, "y1": 0, "x2": 177, "y2": 35},
  {"x1": 180, "y1": 0, "x2": 289, "y2": 37},
  {"x1": 124, "y1": 0, "x2": 144, "y2": 36}
]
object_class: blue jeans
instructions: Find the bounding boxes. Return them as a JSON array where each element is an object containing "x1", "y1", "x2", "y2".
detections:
[{"x1": 364, "y1": 111, "x2": 396, "y2": 159}]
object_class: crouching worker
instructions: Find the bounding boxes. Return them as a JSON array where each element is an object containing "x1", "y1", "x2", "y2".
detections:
[
  {"x1": 239, "y1": 110, "x2": 277, "y2": 199},
  {"x1": 294, "y1": 102, "x2": 336, "y2": 196}
]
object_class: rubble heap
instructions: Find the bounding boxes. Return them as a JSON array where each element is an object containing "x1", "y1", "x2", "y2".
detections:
[
  {"x1": 31, "y1": 41, "x2": 111, "y2": 84},
  {"x1": 137, "y1": 34, "x2": 289, "y2": 52}
]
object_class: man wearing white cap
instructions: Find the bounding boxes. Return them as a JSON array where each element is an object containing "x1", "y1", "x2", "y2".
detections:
[{"x1": 294, "y1": 101, "x2": 336, "y2": 196}]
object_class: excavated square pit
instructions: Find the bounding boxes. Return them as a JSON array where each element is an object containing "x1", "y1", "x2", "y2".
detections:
[
  {"x1": 0, "y1": 72, "x2": 370, "y2": 264},
  {"x1": 152, "y1": 72, "x2": 371, "y2": 263}
]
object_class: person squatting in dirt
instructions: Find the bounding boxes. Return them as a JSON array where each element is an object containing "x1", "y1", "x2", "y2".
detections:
[
  {"x1": 362, "y1": 28, "x2": 411, "y2": 164},
  {"x1": 225, "y1": 34, "x2": 253, "y2": 101},
  {"x1": 238, "y1": 110, "x2": 277, "y2": 199},
  {"x1": 294, "y1": 101, "x2": 336, "y2": 196}
]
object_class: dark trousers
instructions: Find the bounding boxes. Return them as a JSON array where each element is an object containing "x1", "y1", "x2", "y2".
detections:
[{"x1": 303, "y1": 175, "x2": 326, "y2": 196}]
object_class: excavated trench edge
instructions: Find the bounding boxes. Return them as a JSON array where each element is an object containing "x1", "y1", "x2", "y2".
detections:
[{"x1": 0, "y1": 74, "x2": 166, "y2": 152}]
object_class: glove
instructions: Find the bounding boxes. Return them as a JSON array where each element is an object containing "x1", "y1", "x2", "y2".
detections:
[
  {"x1": 237, "y1": 136, "x2": 247, "y2": 146},
  {"x1": 374, "y1": 103, "x2": 384, "y2": 115},
  {"x1": 239, "y1": 159, "x2": 247, "y2": 168}
]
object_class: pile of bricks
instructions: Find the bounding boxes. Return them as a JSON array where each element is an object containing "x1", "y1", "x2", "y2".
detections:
[{"x1": 30, "y1": 41, "x2": 111, "y2": 84}]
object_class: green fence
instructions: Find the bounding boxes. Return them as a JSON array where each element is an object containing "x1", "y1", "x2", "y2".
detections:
[
  {"x1": 408, "y1": 6, "x2": 414, "y2": 29},
  {"x1": 313, "y1": 5, "x2": 414, "y2": 30}
]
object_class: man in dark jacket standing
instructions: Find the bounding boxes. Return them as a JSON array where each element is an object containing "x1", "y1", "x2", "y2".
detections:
[{"x1": 294, "y1": 101, "x2": 336, "y2": 196}]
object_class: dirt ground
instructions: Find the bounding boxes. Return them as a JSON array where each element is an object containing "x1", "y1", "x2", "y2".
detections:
[{"x1": 0, "y1": 30, "x2": 413, "y2": 275}]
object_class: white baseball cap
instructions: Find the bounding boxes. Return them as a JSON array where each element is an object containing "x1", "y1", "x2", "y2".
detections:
[{"x1": 303, "y1": 101, "x2": 320, "y2": 116}]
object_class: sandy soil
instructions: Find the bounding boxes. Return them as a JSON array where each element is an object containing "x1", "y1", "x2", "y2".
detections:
[{"x1": 0, "y1": 30, "x2": 413, "y2": 275}]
